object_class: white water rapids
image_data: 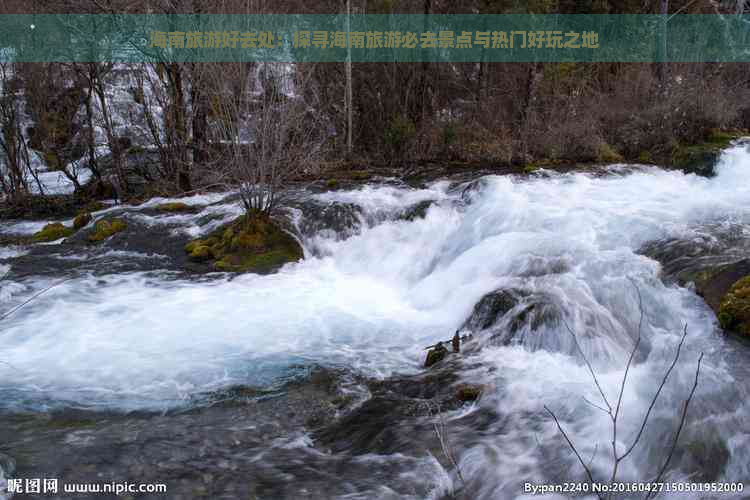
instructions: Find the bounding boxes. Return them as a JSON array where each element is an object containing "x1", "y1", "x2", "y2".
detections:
[{"x1": 1, "y1": 144, "x2": 750, "y2": 498}]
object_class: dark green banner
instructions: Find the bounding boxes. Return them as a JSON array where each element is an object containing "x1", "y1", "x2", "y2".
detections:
[{"x1": 0, "y1": 14, "x2": 748, "y2": 62}]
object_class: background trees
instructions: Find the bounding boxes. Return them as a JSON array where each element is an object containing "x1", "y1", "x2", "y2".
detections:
[{"x1": 0, "y1": 0, "x2": 748, "y2": 211}]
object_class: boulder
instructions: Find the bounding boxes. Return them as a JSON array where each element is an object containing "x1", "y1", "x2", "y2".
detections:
[
  {"x1": 88, "y1": 218, "x2": 127, "y2": 243},
  {"x1": 32, "y1": 222, "x2": 75, "y2": 242},
  {"x1": 185, "y1": 214, "x2": 303, "y2": 274},
  {"x1": 73, "y1": 212, "x2": 92, "y2": 230},
  {"x1": 717, "y1": 275, "x2": 750, "y2": 337},
  {"x1": 424, "y1": 342, "x2": 448, "y2": 368}
]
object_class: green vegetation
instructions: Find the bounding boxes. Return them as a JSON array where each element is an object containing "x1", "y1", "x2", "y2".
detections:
[
  {"x1": 718, "y1": 276, "x2": 750, "y2": 337},
  {"x1": 156, "y1": 202, "x2": 192, "y2": 212},
  {"x1": 88, "y1": 218, "x2": 127, "y2": 243},
  {"x1": 32, "y1": 222, "x2": 75, "y2": 242},
  {"x1": 73, "y1": 212, "x2": 92, "y2": 230},
  {"x1": 185, "y1": 214, "x2": 303, "y2": 274}
]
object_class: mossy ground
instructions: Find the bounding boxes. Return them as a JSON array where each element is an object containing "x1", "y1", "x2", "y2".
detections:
[
  {"x1": 718, "y1": 276, "x2": 750, "y2": 336},
  {"x1": 32, "y1": 222, "x2": 75, "y2": 242},
  {"x1": 88, "y1": 218, "x2": 127, "y2": 243},
  {"x1": 185, "y1": 214, "x2": 303, "y2": 274}
]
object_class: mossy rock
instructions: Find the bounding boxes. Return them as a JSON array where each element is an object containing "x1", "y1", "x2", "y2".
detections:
[
  {"x1": 32, "y1": 222, "x2": 75, "y2": 243},
  {"x1": 185, "y1": 214, "x2": 303, "y2": 274},
  {"x1": 88, "y1": 218, "x2": 127, "y2": 243},
  {"x1": 325, "y1": 179, "x2": 340, "y2": 190},
  {"x1": 424, "y1": 343, "x2": 448, "y2": 368},
  {"x1": 156, "y1": 202, "x2": 193, "y2": 213},
  {"x1": 717, "y1": 276, "x2": 750, "y2": 336},
  {"x1": 73, "y1": 212, "x2": 92, "y2": 230},
  {"x1": 455, "y1": 384, "x2": 483, "y2": 402}
]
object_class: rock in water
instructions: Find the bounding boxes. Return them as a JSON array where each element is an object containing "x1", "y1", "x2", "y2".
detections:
[
  {"x1": 455, "y1": 384, "x2": 482, "y2": 402},
  {"x1": 718, "y1": 275, "x2": 750, "y2": 336},
  {"x1": 32, "y1": 222, "x2": 75, "y2": 242},
  {"x1": 424, "y1": 342, "x2": 448, "y2": 368},
  {"x1": 88, "y1": 218, "x2": 127, "y2": 243},
  {"x1": 185, "y1": 214, "x2": 303, "y2": 274},
  {"x1": 73, "y1": 212, "x2": 92, "y2": 230}
]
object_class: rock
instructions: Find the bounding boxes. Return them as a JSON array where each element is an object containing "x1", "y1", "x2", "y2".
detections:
[
  {"x1": 718, "y1": 275, "x2": 750, "y2": 336},
  {"x1": 73, "y1": 212, "x2": 92, "y2": 230},
  {"x1": 454, "y1": 384, "x2": 482, "y2": 402},
  {"x1": 693, "y1": 260, "x2": 750, "y2": 314},
  {"x1": 88, "y1": 218, "x2": 127, "y2": 243},
  {"x1": 156, "y1": 202, "x2": 193, "y2": 213},
  {"x1": 460, "y1": 288, "x2": 562, "y2": 346},
  {"x1": 424, "y1": 342, "x2": 448, "y2": 368},
  {"x1": 398, "y1": 200, "x2": 435, "y2": 222},
  {"x1": 462, "y1": 289, "x2": 523, "y2": 332},
  {"x1": 293, "y1": 201, "x2": 362, "y2": 240},
  {"x1": 32, "y1": 222, "x2": 75, "y2": 242},
  {"x1": 185, "y1": 214, "x2": 303, "y2": 274}
]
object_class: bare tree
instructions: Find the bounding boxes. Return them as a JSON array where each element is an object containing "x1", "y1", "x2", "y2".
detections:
[{"x1": 209, "y1": 61, "x2": 324, "y2": 216}]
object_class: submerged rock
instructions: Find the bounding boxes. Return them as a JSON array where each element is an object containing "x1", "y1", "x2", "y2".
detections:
[
  {"x1": 398, "y1": 200, "x2": 435, "y2": 222},
  {"x1": 32, "y1": 222, "x2": 75, "y2": 242},
  {"x1": 460, "y1": 288, "x2": 562, "y2": 346},
  {"x1": 185, "y1": 214, "x2": 303, "y2": 274},
  {"x1": 293, "y1": 200, "x2": 362, "y2": 240}
]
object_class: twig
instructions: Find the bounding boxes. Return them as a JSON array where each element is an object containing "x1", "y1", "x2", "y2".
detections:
[
  {"x1": 544, "y1": 405, "x2": 604, "y2": 500},
  {"x1": 610, "y1": 278, "x2": 646, "y2": 483},
  {"x1": 425, "y1": 401, "x2": 466, "y2": 488},
  {"x1": 644, "y1": 352, "x2": 704, "y2": 500},
  {"x1": 562, "y1": 317, "x2": 612, "y2": 414},
  {"x1": 619, "y1": 324, "x2": 689, "y2": 462},
  {"x1": 0, "y1": 277, "x2": 73, "y2": 323}
]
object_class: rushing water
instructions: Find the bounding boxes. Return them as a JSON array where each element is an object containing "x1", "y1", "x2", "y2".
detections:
[{"x1": 1, "y1": 143, "x2": 749, "y2": 498}]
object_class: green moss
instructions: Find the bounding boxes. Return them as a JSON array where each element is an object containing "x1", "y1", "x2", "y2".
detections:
[
  {"x1": 88, "y1": 218, "x2": 127, "y2": 243},
  {"x1": 638, "y1": 151, "x2": 652, "y2": 163},
  {"x1": 325, "y1": 179, "x2": 340, "y2": 189},
  {"x1": 349, "y1": 170, "x2": 372, "y2": 181},
  {"x1": 717, "y1": 276, "x2": 750, "y2": 336},
  {"x1": 73, "y1": 212, "x2": 92, "y2": 230},
  {"x1": 596, "y1": 143, "x2": 624, "y2": 163},
  {"x1": 32, "y1": 222, "x2": 74, "y2": 242},
  {"x1": 157, "y1": 202, "x2": 192, "y2": 212},
  {"x1": 523, "y1": 163, "x2": 540, "y2": 174},
  {"x1": 185, "y1": 214, "x2": 303, "y2": 274}
]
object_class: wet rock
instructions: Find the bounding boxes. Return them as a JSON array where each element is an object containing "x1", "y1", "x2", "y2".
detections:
[
  {"x1": 424, "y1": 342, "x2": 448, "y2": 368},
  {"x1": 462, "y1": 289, "x2": 523, "y2": 332},
  {"x1": 88, "y1": 218, "x2": 128, "y2": 243},
  {"x1": 681, "y1": 432, "x2": 731, "y2": 482},
  {"x1": 460, "y1": 288, "x2": 562, "y2": 346},
  {"x1": 398, "y1": 200, "x2": 435, "y2": 221},
  {"x1": 185, "y1": 214, "x2": 303, "y2": 274},
  {"x1": 293, "y1": 200, "x2": 362, "y2": 240},
  {"x1": 454, "y1": 384, "x2": 482, "y2": 402},
  {"x1": 718, "y1": 275, "x2": 750, "y2": 337},
  {"x1": 155, "y1": 202, "x2": 195, "y2": 213},
  {"x1": 32, "y1": 222, "x2": 75, "y2": 242},
  {"x1": 73, "y1": 212, "x2": 92, "y2": 230}
]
